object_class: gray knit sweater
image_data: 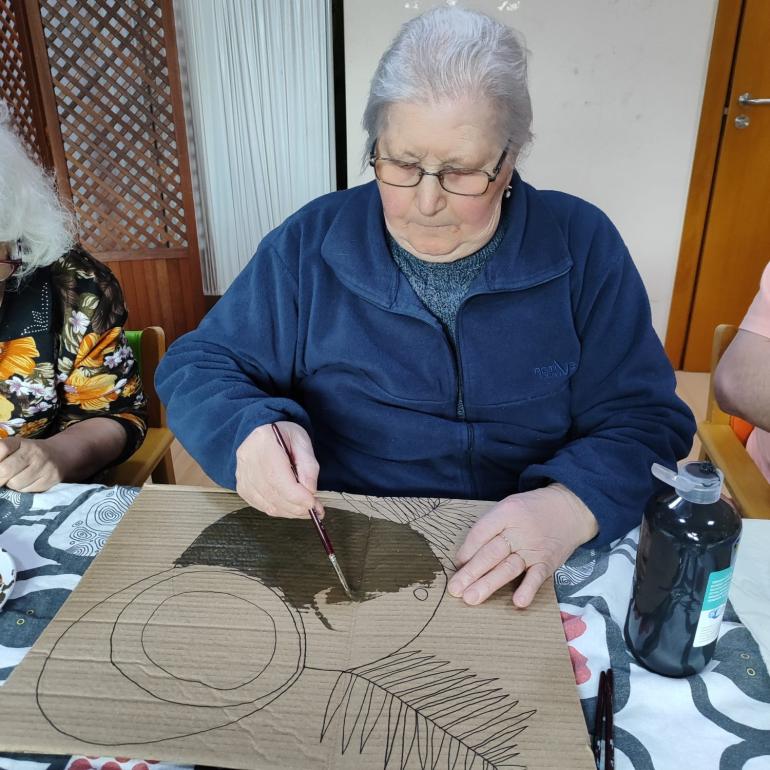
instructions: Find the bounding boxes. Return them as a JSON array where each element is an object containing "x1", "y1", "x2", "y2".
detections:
[
  {"x1": 388, "y1": 225, "x2": 505, "y2": 342},
  {"x1": 388, "y1": 224, "x2": 505, "y2": 416}
]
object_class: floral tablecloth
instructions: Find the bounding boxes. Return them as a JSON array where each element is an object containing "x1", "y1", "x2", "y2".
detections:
[{"x1": 0, "y1": 485, "x2": 768, "y2": 770}]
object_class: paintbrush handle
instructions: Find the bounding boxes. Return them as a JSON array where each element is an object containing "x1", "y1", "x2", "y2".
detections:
[
  {"x1": 271, "y1": 423, "x2": 299, "y2": 481},
  {"x1": 271, "y1": 423, "x2": 334, "y2": 555},
  {"x1": 308, "y1": 507, "x2": 335, "y2": 556},
  {"x1": 270, "y1": 422, "x2": 352, "y2": 597}
]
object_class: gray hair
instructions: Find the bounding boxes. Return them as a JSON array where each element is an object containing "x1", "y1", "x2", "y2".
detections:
[
  {"x1": 0, "y1": 102, "x2": 76, "y2": 277},
  {"x1": 362, "y1": 6, "x2": 533, "y2": 167}
]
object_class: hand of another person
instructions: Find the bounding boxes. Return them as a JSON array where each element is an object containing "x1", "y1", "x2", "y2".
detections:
[
  {"x1": 235, "y1": 420, "x2": 324, "y2": 519},
  {"x1": 448, "y1": 484, "x2": 598, "y2": 609},
  {"x1": 0, "y1": 436, "x2": 71, "y2": 492}
]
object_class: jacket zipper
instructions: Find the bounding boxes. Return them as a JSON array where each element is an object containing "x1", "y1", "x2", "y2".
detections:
[
  {"x1": 453, "y1": 301, "x2": 478, "y2": 499},
  {"x1": 451, "y1": 275, "x2": 571, "y2": 499}
]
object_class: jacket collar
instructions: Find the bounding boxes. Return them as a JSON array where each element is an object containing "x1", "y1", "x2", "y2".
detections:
[{"x1": 320, "y1": 173, "x2": 573, "y2": 310}]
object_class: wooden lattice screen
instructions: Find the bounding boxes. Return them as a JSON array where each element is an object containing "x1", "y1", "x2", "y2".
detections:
[
  {"x1": 38, "y1": 0, "x2": 189, "y2": 257},
  {"x1": 0, "y1": 0, "x2": 205, "y2": 342},
  {"x1": 0, "y1": 0, "x2": 50, "y2": 165}
]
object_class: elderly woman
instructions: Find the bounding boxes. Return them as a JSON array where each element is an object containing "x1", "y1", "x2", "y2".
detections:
[
  {"x1": 0, "y1": 107, "x2": 146, "y2": 491},
  {"x1": 157, "y1": 7, "x2": 694, "y2": 608}
]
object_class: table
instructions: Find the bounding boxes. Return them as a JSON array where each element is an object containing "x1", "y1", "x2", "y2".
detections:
[
  {"x1": 0, "y1": 484, "x2": 768, "y2": 770},
  {"x1": 555, "y1": 522, "x2": 770, "y2": 769}
]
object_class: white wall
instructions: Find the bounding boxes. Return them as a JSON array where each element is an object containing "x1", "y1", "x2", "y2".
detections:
[{"x1": 344, "y1": 0, "x2": 718, "y2": 338}]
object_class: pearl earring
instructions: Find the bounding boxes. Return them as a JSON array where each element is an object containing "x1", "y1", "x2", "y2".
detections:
[{"x1": 504, "y1": 185, "x2": 512, "y2": 199}]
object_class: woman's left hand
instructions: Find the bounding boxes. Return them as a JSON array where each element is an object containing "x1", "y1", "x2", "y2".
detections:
[
  {"x1": 0, "y1": 436, "x2": 71, "y2": 492},
  {"x1": 448, "y1": 484, "x2": 599, "y2": 609}
]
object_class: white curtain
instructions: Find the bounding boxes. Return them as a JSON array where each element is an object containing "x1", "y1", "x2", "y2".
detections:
[{"x1": 175, "y1": 0, "x2": 335, "y2": 294}]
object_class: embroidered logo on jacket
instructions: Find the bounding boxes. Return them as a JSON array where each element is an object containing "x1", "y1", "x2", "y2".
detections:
[{"x1": 534, "y1": 360, "x2": 577, "y2": 379}]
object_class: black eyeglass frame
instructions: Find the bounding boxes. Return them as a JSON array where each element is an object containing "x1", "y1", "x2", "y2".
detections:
[{"x1": 369, "y1": 141, "x2": 510, "y2": 197}]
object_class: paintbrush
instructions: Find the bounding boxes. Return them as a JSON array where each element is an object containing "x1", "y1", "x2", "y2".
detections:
[{"x1": 271, "y1": 423, "x2": 354, "y2": 599}]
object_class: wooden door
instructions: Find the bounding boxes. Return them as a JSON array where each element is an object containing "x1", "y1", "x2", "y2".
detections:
[
  {"x1": 1, "y1": 0, "x2": 205, "y2": 343},
  {"x1": 676, "y1": 0, "x2": 770, "y2": 371}
]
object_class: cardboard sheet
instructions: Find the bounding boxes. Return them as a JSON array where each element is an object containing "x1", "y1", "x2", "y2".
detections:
[{"x1": 0, "y1": 485, "x2": 595, "y2": 769}]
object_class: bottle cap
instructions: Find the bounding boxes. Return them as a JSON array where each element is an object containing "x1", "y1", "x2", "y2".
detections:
[{"x1": 651, "y1": 461, "x2": 724, "y2": 504}]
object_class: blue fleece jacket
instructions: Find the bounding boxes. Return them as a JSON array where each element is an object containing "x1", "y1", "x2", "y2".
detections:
[{"x1": 156, "y1": 176, "x2": 695, "y2": 545}]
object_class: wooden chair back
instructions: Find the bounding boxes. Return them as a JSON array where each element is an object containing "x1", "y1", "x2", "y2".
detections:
[
  {"x1": 102, "y1": 326, "x2": 175, "y2": 487},
  {"x1": 125, "y1": 326, "x2": 166, "y2": 429},
  {"x1": 704, "y1": 324, "x2": 739, "y2": 425}
]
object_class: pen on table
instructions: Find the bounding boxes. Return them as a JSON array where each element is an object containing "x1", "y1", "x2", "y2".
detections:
[
  {"x1": 592, "y1": 670, "x2": 605, "y2": 766},
  {"x1": 270, "y1": 423, "x2": 354, "y2": 599},
  {"x1": 604, "y1": 668, "x2": 615, "y2": 770},
  {"x1": 592, "y1": 667, "x2": 615, "y2": 770}
]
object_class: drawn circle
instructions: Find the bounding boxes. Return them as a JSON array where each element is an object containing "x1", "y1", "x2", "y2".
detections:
[
  {"x1": 37, "y1": 568, "x2": 308, "y2": 744},
  {"x1": 413, "y1": 587, "x2": 429, "y2": 601},
  {"x1": 141, "y1": 591, "x2": 276, "y2": 689},
  {"x1": 110, "y1": 568, "x2": 304, "y2": 708}
]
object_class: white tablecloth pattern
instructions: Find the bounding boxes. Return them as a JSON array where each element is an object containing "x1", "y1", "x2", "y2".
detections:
[{"x1": 0, "y1": 486, "x2": 767, "y2": 770}]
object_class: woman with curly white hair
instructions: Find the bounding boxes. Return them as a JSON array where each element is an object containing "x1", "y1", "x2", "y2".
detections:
[{"x1": 0, "y1": 104, "x2": 146, "y2": 491}]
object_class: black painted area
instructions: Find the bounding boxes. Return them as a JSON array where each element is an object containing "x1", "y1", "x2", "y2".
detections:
[{"x1": 175, "y1": 506, "x2": 440, "y2": 614}]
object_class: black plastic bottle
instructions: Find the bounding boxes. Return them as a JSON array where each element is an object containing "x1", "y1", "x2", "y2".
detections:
[{"x1": 624, "y1": 461, "x2": 742, "y2": 677}]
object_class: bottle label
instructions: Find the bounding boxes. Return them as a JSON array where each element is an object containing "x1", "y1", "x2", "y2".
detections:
[{"x1": 693, "y1": 566, "x2": 734, "y2": 648}]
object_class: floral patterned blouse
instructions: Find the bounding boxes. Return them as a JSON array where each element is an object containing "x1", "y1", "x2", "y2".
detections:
[{"x1": 0, "y1": 247, "x2": 146, "y2": 462}]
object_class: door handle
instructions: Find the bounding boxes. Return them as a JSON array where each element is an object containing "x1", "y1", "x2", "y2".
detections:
[{"x1": 738, "y1": 92, "x2": 770, "y2": 106}]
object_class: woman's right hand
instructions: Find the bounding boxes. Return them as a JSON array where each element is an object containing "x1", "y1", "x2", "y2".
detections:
[{"x1": 235, "y1": 421, "x2": 324, "y2": 519}]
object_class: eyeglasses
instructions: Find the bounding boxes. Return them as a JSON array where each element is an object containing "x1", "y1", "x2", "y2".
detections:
[
  {"x1": 0, "y1": 259, "x2": 22, "y2": 282},
  {"x1": 369, "y1": 142, "x2": 509, "y2": 196}
]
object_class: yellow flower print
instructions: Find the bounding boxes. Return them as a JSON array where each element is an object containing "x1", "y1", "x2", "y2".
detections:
[
  {"x1": 0, "y1": 337, "x2": 39, "y2": 379},
  {"x1": 121, "y1": 375, "x2": 141, "y2": 398},
  {"x1": 73, "y1": 327, "x2": 122, "y2": 370},
  {"x1": 0, "y1": 394, "x2": 25, "y2": 437},
  {"x1": 64, "y1": 370, "x2": 124, "y2": 411},
  {"x1": 18, "y1": 418, "x2": 50, "y2": 438},
  {"x1": 0, "y1": 395, "x2": 13, "y2": 422}
]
